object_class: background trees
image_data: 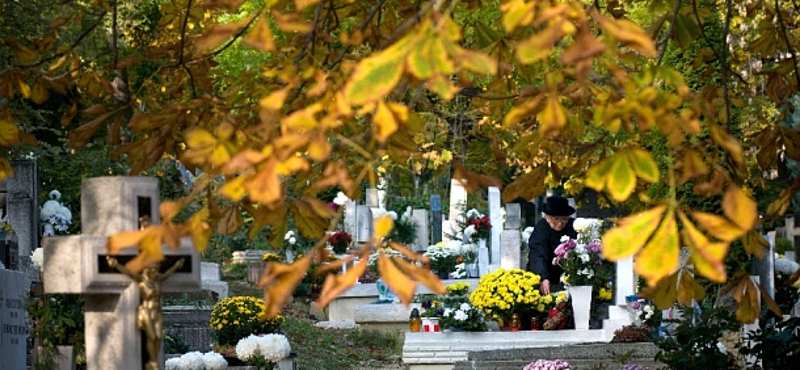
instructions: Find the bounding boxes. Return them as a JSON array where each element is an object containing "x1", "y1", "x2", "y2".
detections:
[{"x1": 3, "y1": 0, "x2": 800, "y2": 322}]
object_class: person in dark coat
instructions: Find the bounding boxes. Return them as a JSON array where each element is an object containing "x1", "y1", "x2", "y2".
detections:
[{"x1": 527, "y1": 196, "x2": 578, "y2": 295}]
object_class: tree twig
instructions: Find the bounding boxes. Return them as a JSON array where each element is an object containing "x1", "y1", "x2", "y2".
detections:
[{"x1": 16, "y1": 10, "x2": 108, "y2": 68}]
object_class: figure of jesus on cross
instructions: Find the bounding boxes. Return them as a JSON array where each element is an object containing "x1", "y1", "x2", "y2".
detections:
[{"x1": 107, "y1": 256, "x2": 185, "y2": 370}]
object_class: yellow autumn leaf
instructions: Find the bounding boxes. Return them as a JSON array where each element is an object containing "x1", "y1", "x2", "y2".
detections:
[
  {"x1": 516, "y1": 24, "x2": 563, "y2": 64},
  {"x1": 676, "y1": 272, "x2": 706, "y2": 306},
  {"x1": 501, "y1": 0, "x2": 535, "y2": 32},
  {"x1": 373, "y1": 101, "x2": 399, "y2": 143},
  {"x1": 344, "y1": 33, "x2": 415, "y2": 106},
  {"x1": 0, "y1": 117, "x2": 20, "y2": 147},
  {"x1": 722, "y1": 184, "x2": 758, "y2": 231},
  {"x1": 406, "y1": 40, "x2": 434, "y2": 79},
  {"x1": 591, "y1": 12, "x2": 657, "y2": 58},
  {"x1": 107, "y1": 229, "x2": 149, "y2": 254},
  {"x1": 377, "y1": 252, "x2": 416, "y2": 305},
  {"x1": 537, "y1": 94, "x2": 567, "y2": 133},
  {"x1": 678, "y1": 212, "x2": 727, "y2": 283},
  {"x1": 195, "y1": 15, "x2": 255, "y2": 52},
  {"x1": 602, "y1": 205, "x2": 667, "y2": 260},
  {"x1": 607, "y1": 154, "x2": 636, "y2": 202},
  {"x1": 0, "y1": 158, "x2": 13, "y2": 181},
  {"x1": 745, "y1": 231, "x2": 769, "y2": 260},
  {"x1": 218, "y1": 175, "x2": 248, "y2": 201},
  {"x1": 375, "y1": 215, "x2": 394, "y2": 240},
  {"x1": 635, "y1": 210, "x2": 679, "y2": 286},
  {"x1": 259, "y1": 89, "x2": 288, "y2": 112},
  {"x1": 585, "y1": 156, "x2": 614, "y2": 192},
  {"x1": 259, "y1": 254, "x2": 313, "y2": 318},
  {"x1": 690, "y1": 211, "x2": 745, "y2": 242},
  {"x1": 317, "y1": 254, "x2": 369, "y2": 308},
  {"x1": 626, "y1": 148, "x2": 660, "y2": 183},
  {"x1": 459, "y1": 49, "x2": 498, "y2": 76}
]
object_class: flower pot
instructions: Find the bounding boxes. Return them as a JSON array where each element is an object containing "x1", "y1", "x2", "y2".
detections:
[{"x1": 568, "y1": 285, "x2": 593, "y2": 330}]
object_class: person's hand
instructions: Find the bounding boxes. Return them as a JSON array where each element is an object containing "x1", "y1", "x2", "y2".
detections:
[{"x1": 541, "y1": 279, "x2": 551, "y2": 295}]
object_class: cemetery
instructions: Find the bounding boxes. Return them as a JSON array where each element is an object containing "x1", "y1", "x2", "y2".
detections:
[{"x1": 5, "y1": 1, "x2": 800, "y2": 370}]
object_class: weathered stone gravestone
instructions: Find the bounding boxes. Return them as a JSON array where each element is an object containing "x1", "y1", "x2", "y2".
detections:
[
  {"x1": 43, "y1": 177, "x2": 201, "y2": 370},
  {"x1": 0, "y1": 159, "x2": 40, "y2": 282},
  {"x1": 430, "y1": 195, "x2": 442, "y2": 245},
  {"x1": 0, "y1": 268, "x2": 28, "y2": 370},
  {"x1": 499, "y1": 203, "x2": 521, "y2": 270},
  {"x1": 411, "y1": 209, "x2": 429, "y2": 252}
]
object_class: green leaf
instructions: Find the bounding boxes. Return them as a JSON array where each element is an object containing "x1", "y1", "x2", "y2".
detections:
[
  {"x1": 344, "y1": 33, "x2": 415, "y2": 105},
  {"x1": 626, "y1": 148, "x2": 660, "y2": 183},
  {"x1": 607, "y1": 155, "x2": 636, "y2": 202}
]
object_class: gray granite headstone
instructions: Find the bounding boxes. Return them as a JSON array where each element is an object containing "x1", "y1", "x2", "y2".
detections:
[
  {"x1": 430, "y1": 195, "x2": 442, "y2": 245},
  {"x1": 4, "y1": 160, "x2": 40, "y2": 284},
  {"x1": 0, "y1": 269, "x2": 28, "y2": 370},
  {"x1": 504, "y1": 204, "x2": 520, "y2": 230},
  {"x1": 412, "y1": 209, "x2": 429, "y2": 252},
  {"x1": 366, "y1": 188, "x2": 380, "y2": 208}
]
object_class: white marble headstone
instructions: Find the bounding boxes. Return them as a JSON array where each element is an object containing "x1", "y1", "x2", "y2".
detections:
[
  {"x1": 488, "y1": 187, "x2": 502, "y2": 265},
  {"x1": 448, "y1": 178, "x2": 467, "y2": 241},
  {"x1": 412, "y1": 209, "x2": 429, "y2": 252}
]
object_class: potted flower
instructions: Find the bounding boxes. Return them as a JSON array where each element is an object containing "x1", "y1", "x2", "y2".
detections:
[
  {"x1": 423, "y1": 242, "x2": 462, "y2": 279},
  {"x1": 553, "y1": 237, "x2": 614, "y2": 329},
  {"x1": 327, "y1": 231, "x2": 352, "y2": 255},
  {"x1": 469, "y1": 268, "x2": 542, "y2": 327},
  {"x1": 209, "y1": 296, "x2": 284, "y2": 347},
  {"x1": 437, "y1": 282, "x2": 486, "y2": 332},
  {"x1": 530, "y1": 291, "x2": 570, "y2": 330},
  {"x1": 234, "y1": 333, "x2": 291, "y2": 370},
  {"x1": 165, "y1": 351, "x2": 228, "y2": 370}
]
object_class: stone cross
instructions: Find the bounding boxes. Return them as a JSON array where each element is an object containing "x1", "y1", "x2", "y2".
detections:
[
  {"x1": 2, "y1": 159, "x2": 40, "y2": 283},
  {"x1": 43, "y1": 177, "x2": 201, "y2": 370},
  {"x1": 430, "y1": 195, "x2": 442, "y2": 245},
  {"x1": 488, "y1": 187, "x2": 502, "y2": 266},
  {"x1": 499, "y1": 203, "x2": 521, "y2": 269},
  {"x1": 448, "y1": 179, "x2": 467, "y2": 241}
]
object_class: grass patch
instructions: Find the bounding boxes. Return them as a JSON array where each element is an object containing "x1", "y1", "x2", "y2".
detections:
[{"x1": 282, "y1": 315, "x2": 403, "y2": 369}]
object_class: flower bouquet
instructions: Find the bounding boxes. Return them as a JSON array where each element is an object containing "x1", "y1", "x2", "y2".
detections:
[
  {"x1": 463, "y1": 209, "x2": 491, "y2": 243},
  {"x1": 469, "y1": 268, "x2": 542, "y2": 321},
  {"x1": 40, "y1": 190, "x2": 72, "y2": 234},
  {"x1": 327, "y1": 231, "x2": 352, "y2": 254},
  {"x1": 235, "y1": 333, "x2": 291, "y2": 370},
  {"x1": 532, "y1": 291, "x2": 570, "y2": 319},
  {"x1": 261, "y1": 252, "x2": 283, "y2": 263},
  {"x1": 553, "y1": 237, "x2": 614, "y2": 288}
]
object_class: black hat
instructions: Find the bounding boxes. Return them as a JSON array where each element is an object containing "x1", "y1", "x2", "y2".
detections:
[{"x1": 543, "y1": 196, "x2": 575, "y2": 216}]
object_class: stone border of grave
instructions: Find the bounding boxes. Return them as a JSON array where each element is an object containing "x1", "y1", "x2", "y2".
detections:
[
  {"x1": 402, "y1": 330, "x2": 614, "y2": 370},
  {"x1": 452, "y1": 342, "x2": 660, "y2": 370}
]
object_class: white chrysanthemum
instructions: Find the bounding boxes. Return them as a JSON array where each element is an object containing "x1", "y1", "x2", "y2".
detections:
[
  {"x1": 201, "y1": 351, "x2": 228, "y2": 369},
  {"x1": 574, "y1": 244, "x2": 585, "y2": 254},
  {"x1": 443, "y1": 308, "x2": 453, "y2": 317},
  {"x1": 459, "y1": 302, "x2": 471, "y2": 311},
  {"x1": 521, "y1": 227, "x2": 534, "y2": 244},
  {"x1": 49, "y1": 190, "x2": 62, "y2": 200},
  {"x1": 40, "y1": 200, "x2": 61, "y2": 220},
  {"x1": 776, "y1": 258, "x2": 799, "y2": 275},
  {"x1": 257, "y1": 333, "x2": 291, "y2": 362},
  {"x1": 578, "y1": 253, "x2": 590, "y2": 263},
  {"x1": 284, "y1": 230, "x2": 294, "y2": 240},
  {"x1": 164, "y1": 357, "x2": 181, "y2": 370},
  {"x1": 466, "y1": 209, "x2": 483, "y2": 219},
  {"x1": 333, "y1": 192, "x2": 351, "y2": 206},
  {"x1": 386, "y1": 211, "x2": 398, "y2": 220},
  {"x1": 454, "y1": 310, "x2": 469, "y2": 321},
  {"x1": 401, "y1": 206, "x2": 413, "y2": 222},
  {"x1": 461, "y1": 242, "x2": 478, "y2": 254},
  {"x1": 463, "y1": 225, "x2": 477, "y2": 237},
  {"x1": 236, "y1": 335, "x2": 262, "y2": 361},
  {"x1": 288, "y1": 237, "x2": 296, "y2": 245},
  {"x1": 180, "y1": 351, "x2": 205, "y2": 370},
  {"x1": 30, "y1": 248, "x2": 44, "y2": 270},
  {"x1": 560, "y1": 235, "x2": 570, "y2": 243}
]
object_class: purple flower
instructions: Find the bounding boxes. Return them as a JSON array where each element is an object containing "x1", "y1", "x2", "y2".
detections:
[{"x1": 422, "y1": 301, "x2": 432, "y2": 309}]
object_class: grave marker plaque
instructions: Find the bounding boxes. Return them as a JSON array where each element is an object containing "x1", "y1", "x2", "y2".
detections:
[{"x1": 0, "y1": 269, "x2": 28, "y2": 370}]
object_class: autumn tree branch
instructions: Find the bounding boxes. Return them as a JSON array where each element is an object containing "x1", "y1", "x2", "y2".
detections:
[
  {"x1": 722, "y1": 0, "x2": 733, "y2": 128},
  {"x1": 690, "y1": 0, "x2": 749, "y2": 86},
  {"x1": 656, "y1": 0, "x2": 683, "y2": 67},
  {"x1": 295, "y1": 2, "x2": 324, "y2": 67},
  {"x1": 325, "y1": 0, "x2": 392, "y2": 71},
  {"x1": 774, "y1": 0, "x2": 800, "y2": 91},
  {"x1": 17, "y1": 9, "x2": 108, "y2": 68}
]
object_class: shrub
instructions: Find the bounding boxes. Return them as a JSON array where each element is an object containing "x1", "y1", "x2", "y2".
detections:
[
  {"x1": 210, "y1": 296, "x2": 284, "y2": 346},
  {"x1": 740, "y1": 315, "x2": 800, "y2": 369},
  {"x1": 653, "y1": 303, "x2": 739, "y2": 370}
]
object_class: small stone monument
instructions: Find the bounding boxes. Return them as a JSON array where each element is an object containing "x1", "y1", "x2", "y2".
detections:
[
  {"x1": 499, "y1": 203, "x2": 521, "y2": 270},
  {"x1": 488, "y1": 187, "x2": 502, "y2": 266},
  {"x1": 0, "y1": 268, "x2": 28, "y2": 370},
  {"x1": 43, "y1": 177, "x2": 201, "y2": 370},
  {"x1": 448, "y1": 179, "x2": 467, "y2": 241},
  {"x1": 430, "y1": 195, "x2": 442, "y2": 245}
]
